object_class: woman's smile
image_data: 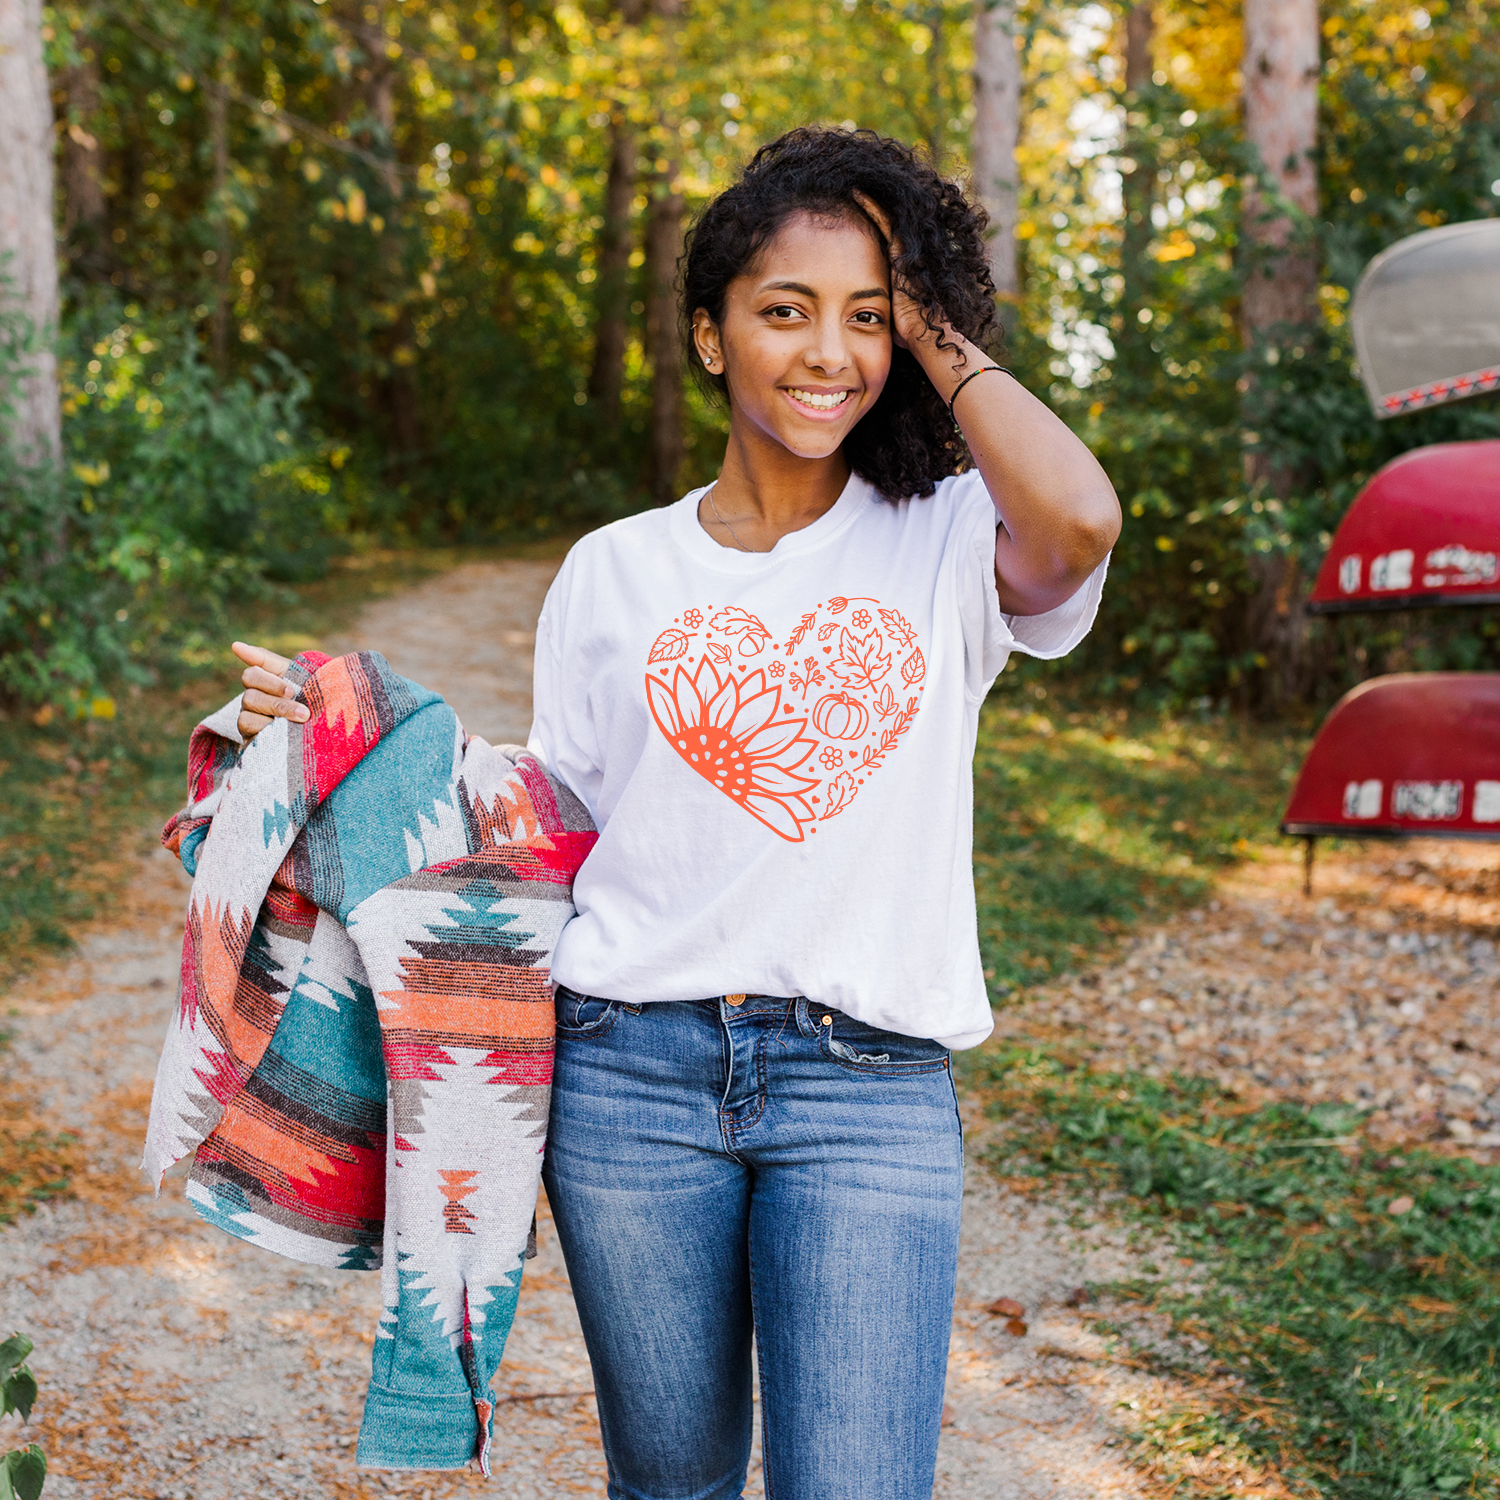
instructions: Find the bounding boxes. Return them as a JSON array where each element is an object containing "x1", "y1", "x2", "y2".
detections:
[{"x1": 782, "y1": 386, "x2": 857, "y2": 417}]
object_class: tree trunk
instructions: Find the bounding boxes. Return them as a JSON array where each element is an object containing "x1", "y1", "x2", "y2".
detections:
[
  {"x1": 639, "y1": 0, "x2": 683, "y2": 503},
  {"x1": 0, "y1": 0, "x2": 62, "y2": 468},
  {"x1": 970, "y1": 0, "x2": 1020, "y2": 310},
  {"x1": 927, "y1": 5, "x2": 946, "y2": 167},
  {"x1": 1241, "y1": 0, "x2": 1320, "y2": 338},
  {"x1": 587, "y1": 116, "x2": 636, "y2": 424},
  {"x1": 346, "y1": 0, "x2": 422, "y2": 469},
  {"x1": 1241, "y1": 0, "x2": 1320, "y2": 708},
  {"x1": 208, "y1": 27, "x2": 233, "y2": 376},
  {"x1": 1117, "y1": 2, "x2": 1155, "y2": 377},
  {"x1": 643, "y1": 174, "x2": 684, "y2": 505},
  {"x1": 58, "y1": 28, "x2": 107, "y2": 280}
]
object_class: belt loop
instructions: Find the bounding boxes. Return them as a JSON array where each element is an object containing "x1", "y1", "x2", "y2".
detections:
[{"x1": 794, "y1": 996, "x2": 810, "y2": 1036}]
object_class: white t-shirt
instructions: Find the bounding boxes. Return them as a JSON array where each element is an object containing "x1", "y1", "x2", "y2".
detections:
[{"x1": 528, "y1": 468, "x2": 1106, "y2": 1049}]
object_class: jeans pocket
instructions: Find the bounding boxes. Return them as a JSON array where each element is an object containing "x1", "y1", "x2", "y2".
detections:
[
  {"x1": 555, "y1": 987, "x2": 622, "y2": 1038},
  {"x1": 816, "y1": 1010, "x2": 950, "y2": 1076}
]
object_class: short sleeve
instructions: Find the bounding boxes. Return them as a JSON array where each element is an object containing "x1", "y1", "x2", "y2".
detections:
[
  {"x1": 952, "y1": 469, "x2": 1110, "y2": 697},
  {"x1": 1003, "y1": 553, "x2": 1110, "y2": 660}
]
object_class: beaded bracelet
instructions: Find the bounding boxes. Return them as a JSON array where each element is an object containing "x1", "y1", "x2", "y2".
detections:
[{"x1": 947, "y1": 364, "x2": 1012, "y2": 424}]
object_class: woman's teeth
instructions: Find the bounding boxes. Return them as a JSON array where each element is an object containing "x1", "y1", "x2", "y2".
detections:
[{"x1": 788, "y1": 389, "x2": 851, "y2": 410}]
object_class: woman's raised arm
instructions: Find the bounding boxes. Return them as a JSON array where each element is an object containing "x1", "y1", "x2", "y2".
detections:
[
  {"x1": 854, "y1": 191, "x2": 1121, "y2": 616},
  {"x1": 909, "y1": 330, "x2": 1121, "y2": 616}
]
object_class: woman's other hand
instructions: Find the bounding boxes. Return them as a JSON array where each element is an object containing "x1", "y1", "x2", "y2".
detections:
[
  {"x1": 851, "y1": 191, "x2": 926, "y2": 350},
  {"x1": 232, "y1": 641, "x2": 310, "y2": 741}
]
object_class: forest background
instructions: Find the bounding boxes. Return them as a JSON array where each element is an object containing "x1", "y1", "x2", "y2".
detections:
[{"x1": 1, "y1": 0, "x2": 1499, "y2": 718}]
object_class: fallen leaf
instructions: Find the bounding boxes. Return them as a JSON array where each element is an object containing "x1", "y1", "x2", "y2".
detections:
[
  {"x1": 1004, "y1": 1318, "x2": 1029, "y2": 1337},
  {"x1": 1407, "y1": 1295, "x2": 1459, "y2": 1314},
  {"x1": 1387, "y1": 1195, "x2": 1415, "y2": 1216},
  {"x1": 987, "y1": 1297, "x2": 1025, "y2": 1319}
]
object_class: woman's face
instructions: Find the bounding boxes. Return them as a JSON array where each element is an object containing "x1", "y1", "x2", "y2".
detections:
[{"x1": 693, "y1": 211, "x2": 893, "y2": 461}]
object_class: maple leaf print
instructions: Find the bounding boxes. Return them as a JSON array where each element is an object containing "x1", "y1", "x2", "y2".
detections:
[
  {"x1": 879, "y1": 608, "x2": 917, "y2": 649},
  {"x1": 821, "y1": 769, "x2": 860, "y2": 818},
  {"x1": 648, "y1": 628, "x2": 691, "y2": 665},
  {"x1": 828, "y1": 628, "x2": 892, "y2": 693},
  {"x1": 901, "y1": 646, "x2": 926, "y2": 686},
  {"x1": 705, "y1": 641, "x2": 731, "y2": 665},
  {"x1": 872, "y1": 683, "x2": 898, "y2": 720},
  {"x1": 709, "y1": 606, "x2": 772, "y2": 656}
]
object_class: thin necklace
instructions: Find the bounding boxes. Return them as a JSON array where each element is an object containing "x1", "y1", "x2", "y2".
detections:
[{"x1": 706, "y1": 481, "x2": 769, "y2": 554}]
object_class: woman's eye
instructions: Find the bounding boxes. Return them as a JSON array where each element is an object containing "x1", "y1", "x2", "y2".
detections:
[
  {"x1": 765, "y1": 305, "x2": 802, "y2": 321},
  {"x1": 851, "y1": 310, "x2": 884, "y2": 325}
]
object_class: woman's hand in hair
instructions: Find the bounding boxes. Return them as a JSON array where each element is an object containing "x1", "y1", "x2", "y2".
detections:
[
  {"x1": 231, "y1": 641, "x2": 309, "y2": 741},
  {"x1": 851, "y1": 192, "x2": 930, "y2": 351}
]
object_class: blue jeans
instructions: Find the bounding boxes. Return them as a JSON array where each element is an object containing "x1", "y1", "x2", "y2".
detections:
[{"x1": 540, "y1": 989, "x2": 965, "y2": 1500}]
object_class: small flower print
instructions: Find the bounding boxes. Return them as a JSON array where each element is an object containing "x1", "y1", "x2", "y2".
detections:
[
  {"x1": 851, "y1": 609, "x2": 872, "y2": 629},
  {"x1": 683, "y1": 609, "x2": 703, "y2": 629},
  {"x1": 769, "y1": 660, "x2": 785, "y2": 677},
  {"x1": 819, "y1": 745, "x2": 844, "y2": 770}
]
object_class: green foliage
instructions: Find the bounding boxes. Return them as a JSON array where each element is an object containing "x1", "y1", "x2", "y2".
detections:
[
  {"x1": 27, "y1": 0, "x2": 1500, "y2": 710},
  {"x1": 1020, "y1": 0, "x2": 1500, "y2": 707},
  {"x1": 0, "y1": 1334, "x2": 45, "y2": 1500},
  {"x1": 0, "y1": 1338, "x2": 36, "y2": 1425},
  {"x1": 0, "y1": 297, "x2": 343, "y2": 709},
  {"x1": 976, "y1": 1048, "x2": 1500, "y2": 1497},
  {"x1": 49, "y1": 0, "x2": 964, "y2": 531},
  {"x1": 972, "y1": 674, "x2": 1304, "y2": 992},
  {"x1": 0, "y1": 1448, "x2": 45, "y2": 1500}
]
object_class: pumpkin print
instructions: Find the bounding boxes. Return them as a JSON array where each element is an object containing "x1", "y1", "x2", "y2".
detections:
[{"x1": 812, "y1": 691, "x2": 869, "y2": 741}]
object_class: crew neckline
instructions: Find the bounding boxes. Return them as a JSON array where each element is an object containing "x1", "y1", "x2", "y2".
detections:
[{"x1": 667, "y1": 469, "x2": 872, "y2": 573}]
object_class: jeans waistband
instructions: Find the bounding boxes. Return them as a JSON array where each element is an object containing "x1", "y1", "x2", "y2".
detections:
[{"x1": 716, "y1": 992, "x2": 799, "y2": 1017}]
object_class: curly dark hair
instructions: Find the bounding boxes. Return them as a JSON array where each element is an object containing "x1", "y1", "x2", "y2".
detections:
[{"x1": 680, "y1": 126, "x2": 1000, "y2": 500}]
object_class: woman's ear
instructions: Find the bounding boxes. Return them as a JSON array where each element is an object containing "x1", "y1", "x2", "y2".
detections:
[{"x1": 691, "y1": 308, "x2": 724, "y2": 374}]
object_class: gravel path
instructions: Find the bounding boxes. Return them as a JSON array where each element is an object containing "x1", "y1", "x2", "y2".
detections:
[
  {"x1": 996, "y1": 838, "x2": 1500, "y2": 1156},
  {"x1": 17, "y1": 557, "x2": 1488, "y2": 1496}
]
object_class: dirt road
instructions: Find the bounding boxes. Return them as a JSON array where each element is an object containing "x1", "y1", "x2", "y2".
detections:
[{"x1": 6, "y1": 557, "x2": 1493, "y2": 1498}]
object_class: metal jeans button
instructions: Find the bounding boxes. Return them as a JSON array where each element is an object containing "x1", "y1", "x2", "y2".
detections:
[{"x1": 724, "y1": 993, "x2": 746, "y2": 1007}]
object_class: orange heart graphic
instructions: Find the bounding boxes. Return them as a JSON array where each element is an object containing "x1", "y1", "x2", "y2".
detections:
[{"x1": 645, "y1": 599, "x2": 925, "y2": 841}]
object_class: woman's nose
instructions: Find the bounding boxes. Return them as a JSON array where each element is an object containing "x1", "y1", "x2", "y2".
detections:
[{"x1": 803, "y1": 319, "x2": 852, "y2": 375}]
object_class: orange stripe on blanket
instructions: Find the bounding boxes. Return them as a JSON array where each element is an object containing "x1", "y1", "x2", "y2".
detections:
[
  {"x1": 209, "y1": 1096, "x2": 346, "y2": 1188},
  {"x1": 376, "y1": 986, "x2": 554, "y2": 1039}
]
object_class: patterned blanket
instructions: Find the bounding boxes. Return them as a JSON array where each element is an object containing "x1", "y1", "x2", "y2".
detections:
[{"x1": 144, "y1": 650, "x2": 596, "y2": 1474}]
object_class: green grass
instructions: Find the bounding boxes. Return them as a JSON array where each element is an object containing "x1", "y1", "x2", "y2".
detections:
[
  {"x1": 973, "y1": 670, "x2": 1308, "y2": 994},
  {"x1": 967, "y1": 1046, "x2": 1500, "y2": 1498}
]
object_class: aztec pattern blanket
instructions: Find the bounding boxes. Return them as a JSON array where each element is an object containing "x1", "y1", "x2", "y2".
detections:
[{"x1": 144, "y1": 650, "x2": 596, "y2": 1474}]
